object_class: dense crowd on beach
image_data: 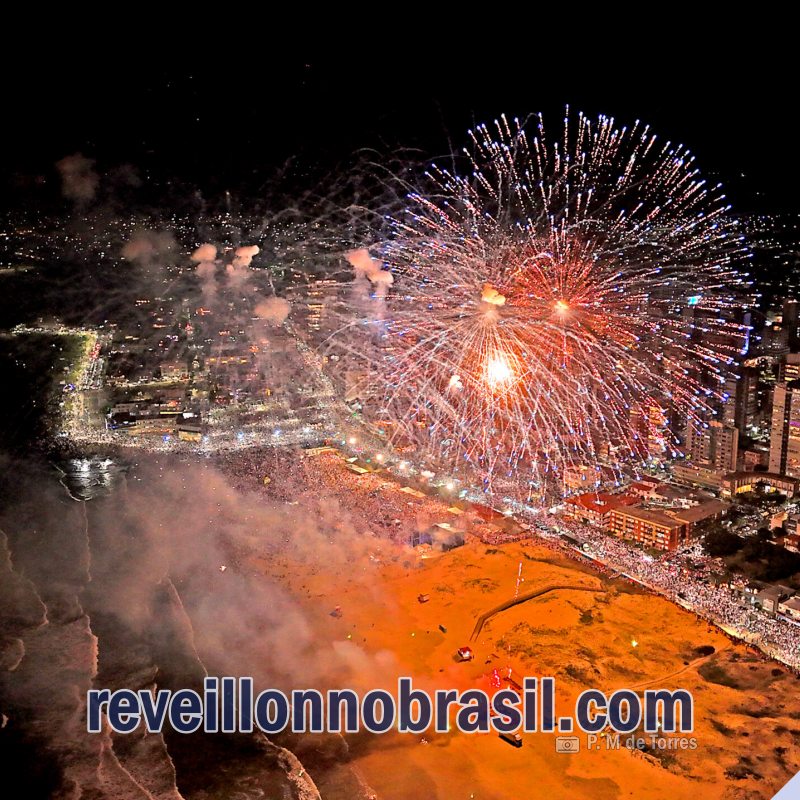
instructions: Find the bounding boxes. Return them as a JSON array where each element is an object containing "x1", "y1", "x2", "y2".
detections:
[
  {"x1": 212, "y1": 445, "x2": 800, "y2": 670},
  {"x1": 215, "y1": 447, "x2": 473, "y2": 545}
]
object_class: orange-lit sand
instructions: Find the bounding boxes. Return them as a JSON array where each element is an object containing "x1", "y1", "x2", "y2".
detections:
[{"x1": 250, "y1": 456, "x2": 800, "y2": 799}]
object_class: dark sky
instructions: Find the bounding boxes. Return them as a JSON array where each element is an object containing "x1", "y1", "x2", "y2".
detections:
[{"x1": 2, "y1": 34, "x2": 797, "y2": 212}]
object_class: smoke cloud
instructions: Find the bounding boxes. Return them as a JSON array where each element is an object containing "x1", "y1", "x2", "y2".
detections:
[
  {"x1": 191, "y1": 244, "x2": 218, "y2": 263},
  {"x1": 121, "y1": 230, "x2": 179, "y2": 265},
  {"x1": 56, "y1": 153, "x2": 99, "y2": 204},
  {"x1": 232, "y1": 245, "x2": 260, "y2": 269},
  {"x1": 346, "y1": 248, "x2": 394, "y2": 310},
  {"x1": 254, "y1": 297, "x2": 291, "y2": 325},
  {"x1": 0, "y1": 453, "x2": 405, "y2": 798},
  {"x1": 347, "y1": 248, "x2": 386, "y2": 282}
]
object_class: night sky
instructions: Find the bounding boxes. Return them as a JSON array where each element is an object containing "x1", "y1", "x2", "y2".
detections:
[{"x1": 2, "y1": 34, "x2": 796, "y2": 212}]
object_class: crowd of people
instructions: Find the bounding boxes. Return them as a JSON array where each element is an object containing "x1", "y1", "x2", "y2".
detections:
[
  {"x1": 536, "y1": 512, "x2": 800, "y2": 670},
  {"x1": 215, "y1": 447, "x2": 473, "y2": 548},
  {"x1": 213, "y1": 444, "x2": 800, "y2": 670}
]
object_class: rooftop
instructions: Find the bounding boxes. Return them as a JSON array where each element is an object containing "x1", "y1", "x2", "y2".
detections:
[
  {"x1": 756, "y1": 585, "x2": 790, "y2": 601},
  {"x1": 779, "y1": 596, "x2": 800, "y2": 613},
  {"x1": 670, "y1": 499, "x2": 729, "y2": 525},
  {"x1": 566, "y1": 492, "x2": 637, "y2": 514},
  {"x1": 725, "y1": 471, "x2": 799, "y2": 485},
  {"x1": 628, "y1": 481, "x2": 657, "y2": 494},
  {"x1": 611, "y1": 505, "x2": 686, "y2": 529}
]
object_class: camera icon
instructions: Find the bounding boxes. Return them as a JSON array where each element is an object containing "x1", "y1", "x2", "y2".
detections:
[{"x1": 555, "y1": 736, "x2": 580, "y2": 753}]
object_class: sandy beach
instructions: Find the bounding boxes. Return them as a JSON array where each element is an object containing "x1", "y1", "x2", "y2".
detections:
[{"x1": 247, "y1": 453, "x2": 800, "y2": 800}]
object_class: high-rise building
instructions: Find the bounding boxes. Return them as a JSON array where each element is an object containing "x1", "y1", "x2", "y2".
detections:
[
  {"x1": 769, "y1": 381, "x2": 800, "y2": 477},
  {"x1": 783, "y1": 299, "x2": 800, "y2": 352},
  {"x1": 684, "y1": 420, "x2": 739, "y2": 473},
  {"x1": 646, "y1": 403, "x2": 670, "y2": 458},
  {"x1": 758, "y1": 319, "x2": 790, "y2": 356},
  {"x1": 779, "y1": 352, "x2": 800, "y2": 383},
  {"x1": 723, "y1": 364, "x2": 761, "y2": 435},
  {"x1": 630, "y1": 401, "x2": 670, "y2": 459}
]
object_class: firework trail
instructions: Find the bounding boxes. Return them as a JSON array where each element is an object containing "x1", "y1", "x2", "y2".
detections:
[
  {"x1": 332, "y1": 113, "x2": 752, "y2": 501},
  {"x1": 321, "y1": 112, "x2": 753, "y2": 502}
]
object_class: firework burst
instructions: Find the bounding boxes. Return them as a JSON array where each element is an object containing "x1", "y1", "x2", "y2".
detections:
[{"x1": 323, "y1": 112, "x2": 751, "y2": 502}]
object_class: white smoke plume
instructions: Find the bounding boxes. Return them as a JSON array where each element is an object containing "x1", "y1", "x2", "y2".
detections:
[
  {"x1": 225, "y1": 263, "x2": 251, "y2": 288},
  {"x1": 195, "y1": 260, "x2": 218, "y2": 300},
  {"x1": 254, "y1": 297, "x2": 291, "y2": 325},
  {"x1": 121, "y1": 230, "x2": 178, "y2": 265},
  {"x1": 191, "y1": 244, "x2": 218, "y2": 263},
  {"x1": 195, "y1": 261, "x2": 217, "y2": 281},
  {"x1": 232, "y1": 245, "x2": 260, "y2": 269},
  {"x1": 346, "y1": 248, "x2": 383, "y2": 280},
  {"x1": 346, "y1": 248, "x2": 393, "y2": 300},
  {"x1": 223, "y1": 245, "x2": 260, "y2": 289}
]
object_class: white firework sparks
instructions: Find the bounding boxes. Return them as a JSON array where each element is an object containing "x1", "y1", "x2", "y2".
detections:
[{"x1": 321, "y1": 111, "x2": 752, "y2": 502}]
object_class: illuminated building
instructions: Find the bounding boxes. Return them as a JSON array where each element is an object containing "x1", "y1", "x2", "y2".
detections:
[
  {"x1": 608, "y1": 506, "x2": 689, "y2": 551},
  {"x1": 563, "y1": 492, "x2": 637, "y2": 527},
  {"x1": 783, "y1": 299, "x2": 800, "y2": 352},
  {"x1": 758, "y1": 319, "x2": 790, "y2": 356},
  {"x1": 668, "y1": 499, "x2": 729, "y2": 532},
  {"x1": 721, "y1": 471, "x2": 799, "y2": 499},
  {"x1": 684, "y1": 420, "x2": 739, "y2": 473},
  {"x1": 778, "y1": 596, "x2": 800, "y2": 621},
  {"x1": 629, "y1": 401, "x2": 670, "y2": 459},
  {"x1": 779, "y1": 352, "x2": 800, "y2": 383},
  {"x1": 722, "y1": 365, "x2": 759, "y2": 435},
  {"x1": 769, "y1": 381, "x2": 800, "y2": 477},
  {"x1": 671, "y1": 463, "x2": 725, "y2": 491}
]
